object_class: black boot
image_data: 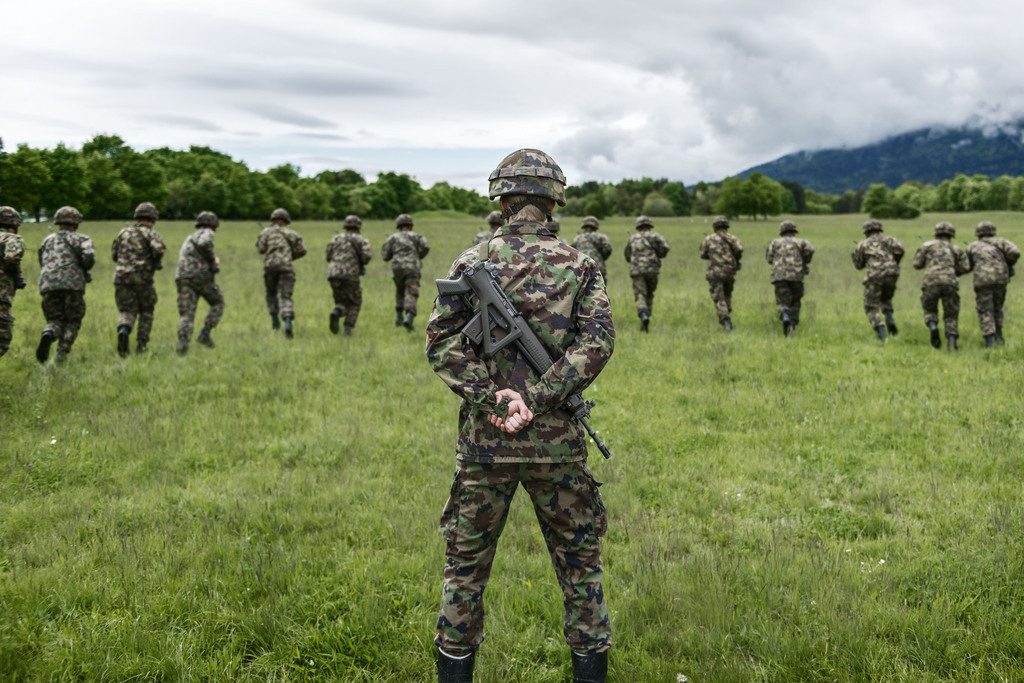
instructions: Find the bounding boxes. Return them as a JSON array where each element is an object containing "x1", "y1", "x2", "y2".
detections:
[
  {"x1": 571, "y1": 649, "x2": 608, "y2": 683},
  {"x1": 928, "y1": 322, "x2": 941, "y2": 349},
  {"x1": 36, "y1": 331, "x2": 54, "y2": 363},
  {"x1": 437, "y1": 648, "x2": 475, "y2": 682},
  {"x1": 329, "y1": 309, "x2": 341, "y2": 334},
  {"x1": 177, "y1": 336, "x2": 189, "y2": 355},
  {"x1": 722, "y1": 318, "x2": 732, "y2": 332},
  {"x1": 403, "y1": 311, "x2": 415, "y2": 331},
  {"x1": 136, "y1": 339, "x2": 148, "y2": 353},
  {"x1": 781, "y1": 312, "x2": 792, "y2": 336},
  {"x1": 395, "y1": 309, "x2": 404, "y2": 327},
  {"x1": 197, "y1": 326, "x2": 214, "y2": 348},
  {"x1": 271, "y1": 313, "x2": 280, "y2": 331},
  {"x1": 117, "y1": 325, "x2": 131, "y2": 357},
  {"x1": 639, "y1": 311, "x2": 650, "y2": 332},
  {"x1": 885, "y1": 311, "x2": 898, "y2": 336},
  {"x1": 996, "y1": 326, "x2": 1005, "y2": 344},
  {"x1": 875, "y1": 325, "x2": 888, "y2": 341},
  {"x1": 985, "y1": 334, "x2": 996, "y2": 348},
  {"x1": 284, "y1": 317, "x2": 294, "y2": 339},
  {"x1": 343, "y1": 325, "x2": 353, "y2": 336},
  {"x1": 947, "y1": 334, "x2": 958, "y2": 351}
]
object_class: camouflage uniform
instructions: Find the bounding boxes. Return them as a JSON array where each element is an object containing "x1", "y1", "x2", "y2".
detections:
[
  {"x1": 851, "y1": 220, "x2": 904, "y2": 339},
  {"x1": 699, "y1": 216, "x2": 743, "y2": 329},
  {"x1": 475, "y1": 210, "x2": 504, "y2": 246},
  {"x1": 624, "y1": 216, "x2": 670, "y2": 329},
  {"x1": 966, "y1": 221, "x2": 1020, "y2": 344},
  {"x1": 326, "y1": 216, "x2": 373, "y2": 334},
  {"x1": 765, "y1": 221, "x2": 814, "y2": 333},
  {"x1": 256, "y1": 209, "x2": 306, "y2": 331},
  {"x1": 382, "y1": 214, "x2": 430, "y2": 327},
  {"x1": 37, "y1": 206, "x2": 95, "y2": 361},
  {"x1": 545, "y1": 217, "x2": 562, "y2": 237},
  {"x1": 112, "y1": 203, "x2": 166, "y2": 353},
  {"x1": 572, "y1": 216, "x2": 612, "y2": 279},
  {"x1": 175, "y1": 213, "x2": 224, "y2": 350},
  {"x1": 427, "y1": 150, "x2": 614, "y2": 678},
  {"x1": 913, "y1": 222, "x2": 971, "y2": 348},
  {"x1": 0, "y1": 207, "x2": 26, "y2": 359}
]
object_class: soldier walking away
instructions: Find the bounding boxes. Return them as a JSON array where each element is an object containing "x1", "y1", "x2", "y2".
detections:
[
  {"x1": 545, "y1": 216, "x2": 562, "y2": 238},
  {"x1": 36, "y1": 206, "x2": 95, "y2": 364},
  {"x1": 427, "y1": 149, "x2": 614, "y2": 683},
  {"x1": 175, "y1": 211, "x2": 224, "y2": 355},
  {"x1": 0, "y1": 206, "x2": 27, "y2": 360},
  {"x1": 112, "y1": 202, "x2": 166, "y2": 355},
  {"x1": 966, "y1": 221, "x2": 1020, "y2": 347},
  {"x1": 572, "y1": 216, "x2": 612, "y2": 281},
  {"x1": 256, "y1": 208, "x2": 307, "y2": 338},
  {"x1": 326, "y1": 215, "x2": 373, "y2": 335},
  {"x1": 382, "y1": 213, "x2": 430, "y2": 331},
  {"x1": 851, "y1": 219, "x2": 904, "y2": 342},
  {"x1": 624, "y1": 215, "x2": 670, "y2": 331},
  {"x1": 474, "y1": 210, "x2": 504, "y2": 246},
  {"x1": 699, "y1": 216, "x2": 743, "y2": 332},
  {"x1": 765, "y1": 220, "x2": 814, "y2": 336},
  {"x1": 913, "y1": 221, "x2": 971, "y2": 350}
]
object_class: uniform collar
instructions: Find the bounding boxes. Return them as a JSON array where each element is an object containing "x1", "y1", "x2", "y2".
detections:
[{"x1": 502, "y1": 221, "x2": 548, "y2": 236}]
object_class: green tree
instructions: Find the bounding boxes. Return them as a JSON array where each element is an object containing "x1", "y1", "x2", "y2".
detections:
[
  {"x1": 268, "y1": 164, "x2": 301, "y2": 187},
  {"x1": 0, "y1": 144, "x2": 52, "y2": 218},
  {"x1": 82, "y1": 153, "x2": 130, "y2": 218},
  {"x1": 747, "y1": 172, "x2": 785, "y2": 219},
  {"x1": 190, "y1": 172, "x2": 228, "y2": 217},
  {"x1": 641, "y1": 192, "x2": 674, "y2": 217},
  {"x1": 661, "y1": 182, "x2": 691, "y2": 216},
  {"x1": 714, "y1": 177, "x2": 752, "y2": 218},
  {"x1": 41, "y1": 143, "x2": 88, "y2": 216}
]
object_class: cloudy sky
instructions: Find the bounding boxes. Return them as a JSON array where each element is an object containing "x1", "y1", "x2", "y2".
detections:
[{"x1": 3, "y1": 0, "x2": 1023, "y2": 193}]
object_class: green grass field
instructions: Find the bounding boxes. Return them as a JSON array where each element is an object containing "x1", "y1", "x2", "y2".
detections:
[{"x1": 2, "y1": 212, "x2": 1023, "y2": 681}]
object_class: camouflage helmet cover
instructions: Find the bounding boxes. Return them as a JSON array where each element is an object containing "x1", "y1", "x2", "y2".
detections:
[
  {"x1": 712, "y1": 215, "x2": 730, "y2": 229},
  {"x1": 54, "y1": 206, "x2": 83, "y2": 226},
  {"x1": 862, "y1": 219, "x2": 883, "y2": 234},
  {"x1": 134, "y1": 202, "x2": 159, "y2": 221},
  {"x1": 0, "y1": 206, "x2": 22, "y2": 227},
  {"x1": 488, "y1": 148, "x2": 566, "y2": 206},
  {"x1": 975, "y1": 220, "x2": 996, "y2": 237},
  {"x1": 486, "y1": 210, "x2": 504, "y2": 227},
  {"x1": 934, "y1": 221, "x2": 955, "y2": 237},
  {"x1": 343, "y1": 214, "x2": 362, "y2": 230},
  {"x1": 396, "y1": 213, "x2": 414, "y2": 227},
  {"x1": 635, "y1": 215, "x2": 654, "y2": 229},
  {"x1": 545, "y1": 218, "x2": 560, "y2": 233},
  {"x1": 195, "y1": 211, "x2": 220, "y2": 228},
  {"x1": 270, "y1": 208, "x2": 291, "y2": 224},
  {"x1": 779, "y1": 220, "x2": 798, "y2": 235},
  {"x1": 581, "y1": 215, "x2": 600, "y2": 230}
]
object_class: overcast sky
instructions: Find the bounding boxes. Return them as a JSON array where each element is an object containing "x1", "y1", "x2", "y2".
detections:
[{"x1": 4, "y1": 0, "x2": 1023, "y2": 194}]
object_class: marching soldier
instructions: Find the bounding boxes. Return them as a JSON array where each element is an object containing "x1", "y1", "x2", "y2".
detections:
[
  {"x1": 966, "y1": 221, "x2": 1020, "y2": 346},
  {"x1": 913, "y1": 221, "x2": 971, "y2": 350},
  {"x1": 765, "y1": 220, "x2": 814, "y2": 336},
  {"x1": 573, "y1": 216, "x2": 612, "y2": 280},
  {"x1": 699, "y1": 216, "x2": 743, "y2": 332},
  {"x1": 382, "y1": 213, "x2": 430, "y2": 331},
  {"x1": 326, "y1": 215, "x2": 373, "y2": 335},
  {"x1": 37, "y1": 206, "x2": 95, "y2": 363},
  {"x1": 256, "y1": 208, "x2": 307, "y2": 337},
  {"x1": 851, "y1": 219, "x2": 904, "y2": 341},
  {"x1": 0, "y1": 206, "x2": 26, "y2": 359},
  {"x1": 175, "y1": 211, "x2": 224, "y2": 354},
  {"x1": 112, "y1": 202, "x2": 166, "y2": 355},
  {"x1": 624, "y1": 215, "x2": 670, "y2": 331}
]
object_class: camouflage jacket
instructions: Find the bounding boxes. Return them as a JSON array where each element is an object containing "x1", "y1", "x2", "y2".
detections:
[
  {"x1": 38, "y1": 229, "x2": 95, "y2": 293},
  {"x1": 112, "y1": 224, "x2": 166, "y2": 285},
  {"x1": 765, "y1": 236, "x2": 814, "y2": 283},
  {"x1": 426, "y1": 220, "x2": 615, "y2": 464},
  {"x1": 573, "y1": 232, "x2": 613, "y2": 272},
  {"x1": 967, "y1": 237, "x2": 1020, "y2": 287},
  {"x1": 851, "y1": 233, "x2": 904, "y2": 283},
  {"x1": 699, "y1": 230, "x2": 743, "y2": 280},
  {"x1": 382, "y1": 230, "x2": 430, "y2": 273},
  {"x1": 326, "y1": 232, "x2": 373, "y2": 280},
  {"x1": 0, "y1": 232, "x2": 26, "y2": 306},
  {"x1": 624, "y1": 230, "x2": 670, "y2": 276},
  {"x1": 913, "y1": 239, "x2": 970, "y2": 287},
  {"x1": 256, "y1": 225, "x2": 307, "y2": 272},
  {"x1": 175, "y1": 228, "x2": 218, "y2": 281}
]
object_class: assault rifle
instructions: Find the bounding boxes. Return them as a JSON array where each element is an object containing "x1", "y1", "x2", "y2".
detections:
[{"x1": 436, "y1": 261, "x2": 613, "y2": 458}]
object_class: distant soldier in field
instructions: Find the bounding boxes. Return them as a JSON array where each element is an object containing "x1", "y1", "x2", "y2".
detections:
[
  {"x1": 326, "y1": 214, "x2": 373, "y2": 336},
  {"x1": 624, "y1": 215, "x2": 670, "y2": 331},
  {"x1": 382, "y1": 213, "x2": 430, "y2": 331},
  {"x1": 0, "y1": 206, "x2": 26, "y2": 360},
  {"x1": 36, "y1": 205, "x2": 95, "y2": 363},
  {"x1": 256, "y1": 208, "x2": 307, "y2": 338},
  {"x1": 474, "y1": 210, "x2": 504, "y2": 246},
  {"x1": 851, "y1": 219, "x2": 904, "y2": 341},
  {"x1": 112, "y1": 201, "x2": 166, "y2": 355},
  {"x1": 545, "y1": 216, "x2": 562, "y2": 238},
  {"x1": 913, "y1": 221, "x2": 971, "y2": 350},
  {"x1": 765, "y1": 220, "x2": 814, "y2": 336},
  {"x1": 966, "y1": 220, "x2": 1019, "y2": 347},
  {"x1": 175, "y1": 211, "x2": 224, "y2": 355},
  {"x1": 699, "y1": 215, "x2": 743, "y2": 332},
  {"x1": 573, "y1": 216, "x2": 612, "y2": 280}
]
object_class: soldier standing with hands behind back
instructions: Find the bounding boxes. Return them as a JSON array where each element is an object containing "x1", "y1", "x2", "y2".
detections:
[
  {"x1": 112, "y1": 202, "x2": 166, "y2": 355},
  {"x1": 0, "y1": 206, "x2": 26, "y2": 360},
  {"x1": 37, "y1": 206, "x2": 94, "y2": 364},
  {"x1": 382, "y1": 213, "x2": 430, "y2": 331},
  {"x1": 256, "y1": 208, "x2": 307, "y2": 338},
  {"x1": 765, "y1": 220, "x2": 814, "y2": 336},
  {"x1": 913, "y1": 221, "x2": 971, "y2": 350},
  {"x1": 699, "y1": 215, "x2": 743, "y2": 332},
  {"x1": 966, "y1": 220, "x2": 1019, "y2": 347},
  {"x1": 851, "y1": 219, "x2": 904, "y2": 342},
  {"x1": 326, "y1": 214, "x2": 373, "y2": 336},
  {"x1": 175, "y1": 211, "x2": 224, "y2": 355}
]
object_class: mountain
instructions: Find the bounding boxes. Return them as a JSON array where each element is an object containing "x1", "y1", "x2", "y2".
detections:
[{"x1": 737, "y1": 120, "x2": 1024, "y2": 194}]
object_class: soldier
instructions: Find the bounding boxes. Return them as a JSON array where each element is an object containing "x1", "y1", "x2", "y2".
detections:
[
  {"x1": 851, "y1": 219, "x2": 904, "y2": 341},
  {"x1": 624, "y1": 215, "x2": 670, "y2": 331},
  {"x1": 573, "y1": 216, "x2": 612, "y2": 280},
  {"x1": 966, "y1": 220, "x2": 1019, "y2": 347},
  {"x1": 381, "y1": 213, "x2": 430, "y2": 331},
  {"x1": 256, "y1": 208, "x2": 307, "y2": 337},
  {"x1": 175, "y1": 211, "x2": 224, "y2": 354},
  {"x1": 474, "y1": 210, "x2": 504, "y2": 246},
  {"x1": 765, "y1": 220, "x2": 814, "y2": 336},
  {"x1": 427, "y1": 149, "x2": 614, "y2": 682},
  {"x1": 36, "y1": 206, "x2": 95, "y2": 363},
  {"x1": 913, "y1": 221, "x2": 971, "y2": 350},
  {"x1": 0, "y1": 206, "x2": 26, "y2": 360},
  {"x1": 699, "y1": 215, "x2": 743, "y2": 332},
  {"x1": 545, "y1": 216, "x2": 561, "y2": 237},
  {"x1": 112, "y1": 202, "x2": 166, "y2": 355},
  {"x1": 326, "y1": 214, "x2": 373, "y2": 335}
]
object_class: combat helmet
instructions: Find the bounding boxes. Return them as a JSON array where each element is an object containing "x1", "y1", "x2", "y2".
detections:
[
  {"x1": 934, "y1": 221, "x2": 955, "y2": 238},
  {"x1": 486, "y1": 210, "x2": 504, "y2": 227},
  {"x1": 712, "y1": 215, "x2": 730, "y2": 230},
  {"x1": 396, "y1": 213, "x2": 414, "y2": 228},
  {"x1": 0, "y1": 206, "x2": 22, "y2": 231},
  {"x1": 343, "y1": 215, "x2": 362, "y2": 230},
  {"x1": 270, "y1": 208, "x2": 291, "y2": 224},
  {"x1": 778, "y1": 220, "x2": 798, "y2": 235},
  {"x1": 635, "y1": 215, "x2": 654, "y2": 229},
  {"x1": 862, "y1": 219, "x2": 883, "y2": 235},
  {"x1": 195, "y1": 211, "x2": 220, "y2": 229},
  {"x1": 134, "y1": 202, "x2": 159, "y2": 222},
  {"x1": 54, "y1": 206, "x2": 83, "y2": 226},
  {"x1": 488, "y1": 148, "x2": 566, "y2": 206},
  {"x1": 581, "y1": 216, "x2": 600, "y2": 230},
  {"x1": 545, "y1": 218, "x2": 561, "y2": 234},
  {"x1": 975, "y1": 221, "x2": 997, "y2": 237}
]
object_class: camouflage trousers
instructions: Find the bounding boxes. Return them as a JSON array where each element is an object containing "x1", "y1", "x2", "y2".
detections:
[
  {"x1": 329, "y1": 277, "x2": 363, "y2": 329},
  {"x1": 974, "y1": 284, "x2": 1007, "y2": 336},
  {"x1": 707, "y1": 277, "x2": 735, "y2": 323},
  {"x1": 773, "y1": 281, "x2": 804, "y2": 323},
  {"x1": 921, "y1": 284, "x2": 959, "y2": 337},
  {"x1": 176, "y1": 277, "x2": 224, "y2": 341},
  {"x1": 41, "y1": 290, "x2": 86, "y2": 354},
  {"x1": 115, "y1": 282, "x2": 158, "y2": 343},
  {"x1": 863, "y1": 276, "x2": 898, "y2": 329},
  {"x1": 436, "y1": 460, "x2": 611, "y2": 656},
  {"x1": 264, "y1": 269, "x2": 296, "y2": 319},
  {"x1": 0, "y1": 302, "x2": 12, "y2": 358},
  {"x1": 631, "y1": 273, "x2": 658, "y2": 315},
  {"x1": 392, "y1": 268, "x2": 421, "y2": 315}
]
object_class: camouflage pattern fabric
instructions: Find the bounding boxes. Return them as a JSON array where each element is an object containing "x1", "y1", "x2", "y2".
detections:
[
  {"x1": 862, "y1": 276, "x2": 898, "y2": 329},
  {"x1": 329, "y1": 278, "x2": 363, "y2": 329},
  {"x1": 765, "y1": 235, "x2": 814, "y2": 283},
  {"x1": 115, "y1": 283, "x2": 158, "y2": 342},
  {"x1": 920, "y1": 284, "x2": 960, "y2": 337},
  {"x1": 263, "y1": 270, "x2": 295, "y2": 319},
  {"x1": 256, "y1": 225, "x2": 307, "y2": 272},
  {"x1": 38, "y1": 229, "x2": 95, "y2": 293},
  {"x1": 326, "y1": 233, "x2": 372, "y2": 280},
  {"x1": 851, "y1": 233, "x2": 904, "y2": 283},
  {"x1": 381, "y1": 230, "x2": 430, "y2": 273},
  {"x1": 707, "y1": 279, "x2": 735, "y2": 324},
  {"x1": 474, "y1": 229, "x2": 494, "y2": 246},
  {"x1": 912, "y1": 239, "x2": 970, "y2": 287},
  {"x1": 436, "y1": 460, "x2": 610, "y2": 655},
  {"x1": 624, "y1": 231, "x2": 669, "y2": 277},
  {"x1": 572, "y1": 232, "x2": 612, "y2": 278},
  {"x1": 631, "y1": 274, "x2": 658, "y2": 316},
  {"x1": 392, "y1": 271, "x2": 421, "y2": 314},
  {"x1": 175, "y1": 228, "x2": 218, "y2": 280},
  {"x1": 41, "y1": 290, "x2": 86, "y2": 354},
  {"x1": 1, "y1": 231, "x2": 26, "y2": 358},
  {"x1": 176, "y1": 277, "x2": 224, "y2": 341},
  {"x1": 0, "y1": 309, "x2": 11, "y2": 358},
  {"x1": 699, "y1": 230, "x2": 743, "y2": 280},
  {"x1": 974, "y1": 284, "x2": 1007, "y2": 336},
  {"x1": 967, "y1": 237, "x2": 1020, "y2": 287},
  {"x1": 773, "y1": 281, "x2": 805, "y2": 323},
  {"x1": 112, "y1": 224, "x2": 166, "y2": 285}
]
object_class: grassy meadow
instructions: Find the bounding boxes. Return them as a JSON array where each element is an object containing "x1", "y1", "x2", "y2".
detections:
[{"x1": 1, "y1": 211, "x2": 1023, "y2": 681}]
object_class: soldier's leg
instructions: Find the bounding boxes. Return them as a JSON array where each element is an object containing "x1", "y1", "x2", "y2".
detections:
[
  {"x1": 278, "y1": 271, "x2": 296, "y2": 320},
  {"x1": 723, "y1": 278, "x2": 735, "y2": 315},
  {"x1": 0, "y1": 307, "x2": 12, "y2": 358},
  {"x1": 393, "y1": 273, "x2": 405, "y2": 311},
  {"x1": 921, "y1": 286, "x2": 939, "y2": 327},
  {"x1": 342, "y1": 280, "x2": 362, "y2": 330},
  {"x1": 942, "y1": 286, "x2": 960, "y2": 339},
  {"x1": 773, "y1": 282, "x2": 790, "y2": 321},
  {"x1": 863, "y1": 280, "x2": 884, "y2": 329},
  {"x1": 115, "y1": 284, "x2": 138, "y2": 332},
  {"x1": 403, "y1": 271, "x2": 421, "y2": 315},
  {"x1": 136, "y1": 284, "x2": 157, "y2": 346},
  {"x1": 59, "y1": 291, "x2": 86, "y2": 354},
  {"x1": 200, "y1": 281, "x2": 225, "y2": 331},
  {"x1": 708, "y1": 280, "x2": 727, "y2": 322},
  {"x1": 993, "y1": 284, "x2": 1007, "y2": 332},
  {"x1": 177, "y1": 280, "x2": 199, "y2": 341},
  {"x1": 790, "y1": 281, "x2": 804, "y2": 325},
  {"x1": 264, "y1": 270, "x2": 280, "y2": 316},
  {"x1": 975, "y1": 286, "x2": 996, "y2": 337},
  {"x1": 436, "y1": 462, "x2": 518, "y2": 656},
  {"x1": 631, "y1": 276, "x2": 650, "y2": 315},
  {"x1": 646, "y1": 274, "x2": 658, "y2": 312},
  {"x1": 41, "y1": 291, "x2": 63, "y2": 341}
]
